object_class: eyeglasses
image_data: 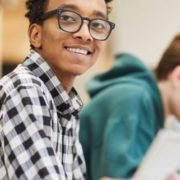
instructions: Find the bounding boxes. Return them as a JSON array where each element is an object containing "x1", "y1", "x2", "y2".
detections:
[{"x1": 41, "y1": 8, "x2": 115, "y2": 41}]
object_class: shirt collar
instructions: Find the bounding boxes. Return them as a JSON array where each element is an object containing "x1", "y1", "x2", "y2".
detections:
[{"x1": 23, "y1": 50, "x2": 83, "y2": 116}]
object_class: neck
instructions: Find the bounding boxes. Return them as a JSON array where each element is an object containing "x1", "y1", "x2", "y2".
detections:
[
  {"x1": 59, "y1": 76, "x2": 75, "y2": 93},
  {"x1": 56, "y1": 73, "x2": 75, "y2": 93}
]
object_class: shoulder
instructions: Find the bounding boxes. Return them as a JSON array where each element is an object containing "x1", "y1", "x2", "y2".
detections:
[
  {"x1": 0, "y1": 65, "x2": 47, "y2": 103},
  {"x1": 81, "y1": 82, "x2": 155, "y2": 116},
  {"x1": 96, "y1": 81, "x2": 148, "y2": 103}
]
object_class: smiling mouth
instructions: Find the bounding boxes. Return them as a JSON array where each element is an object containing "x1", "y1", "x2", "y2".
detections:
[{"x1": 65, "y1": 47, "x2": 92, "y2": 55}]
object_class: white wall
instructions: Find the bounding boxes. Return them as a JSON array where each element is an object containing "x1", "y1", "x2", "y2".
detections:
[{"x1": 111, "y1": 0, "x2": 180, "y2": 67}]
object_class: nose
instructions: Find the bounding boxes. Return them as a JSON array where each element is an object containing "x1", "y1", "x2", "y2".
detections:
[{"x1": 72, "y1": 21, "x2": 93, "y2": 42}]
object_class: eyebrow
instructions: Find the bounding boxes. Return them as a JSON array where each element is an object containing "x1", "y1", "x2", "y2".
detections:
[{"x1": 58, "y1": 4, "x2": 107, "y2": 19}]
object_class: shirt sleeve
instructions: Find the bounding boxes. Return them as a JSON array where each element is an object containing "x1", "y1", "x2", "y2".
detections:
[{"x1": 1, "y1": 84, "x2": 66, "y2": 180}]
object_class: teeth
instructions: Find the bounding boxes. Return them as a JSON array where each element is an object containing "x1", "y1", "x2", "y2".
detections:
[{"x1": 67, "y1": 48, "x2": 88, "y2": 55}]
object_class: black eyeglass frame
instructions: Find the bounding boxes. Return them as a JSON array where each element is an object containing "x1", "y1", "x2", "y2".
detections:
[{"x1": 41, "y1": 8, "x2": 115, "y2": 41}]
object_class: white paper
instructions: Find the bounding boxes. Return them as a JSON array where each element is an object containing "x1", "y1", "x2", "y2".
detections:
[{"x1": 134, "y1": 129, "x2": 180, "y2": 180}]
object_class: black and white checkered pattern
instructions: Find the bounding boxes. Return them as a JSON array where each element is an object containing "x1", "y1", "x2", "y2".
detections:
[{"x1": 0, "y1": 50, "x2": 87, "y2": 180}]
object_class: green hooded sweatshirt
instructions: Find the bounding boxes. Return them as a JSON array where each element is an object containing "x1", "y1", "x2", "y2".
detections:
[{"x1": 79, "y1": 53, "x2": 164, "y2": 180}]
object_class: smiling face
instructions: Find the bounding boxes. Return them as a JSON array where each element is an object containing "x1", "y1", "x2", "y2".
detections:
[{"x1": 29, "y1": 0, "x2": 107, "y2": 87}]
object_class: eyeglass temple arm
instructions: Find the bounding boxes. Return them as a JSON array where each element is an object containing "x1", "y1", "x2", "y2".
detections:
[{"x1": 41, "y1": 9, "x2": 59, "y2": 21}]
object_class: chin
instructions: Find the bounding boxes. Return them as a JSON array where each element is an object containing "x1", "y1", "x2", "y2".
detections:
[
  {"x1": 71, "y1": 65, "x2": 90, "y2": 74},
  {"x1": 73, "y1": 70, "x2": 86, "y2": 76}
]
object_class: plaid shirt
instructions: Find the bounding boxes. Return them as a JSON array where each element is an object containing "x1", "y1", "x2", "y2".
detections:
[{"x1": 0, "y1": 50, "x2": 87, "y2": 180}]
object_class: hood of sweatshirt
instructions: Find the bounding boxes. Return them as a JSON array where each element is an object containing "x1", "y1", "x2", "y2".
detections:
[{"x1": 86, "y1": 53, "x2": 158, "y2": 98}]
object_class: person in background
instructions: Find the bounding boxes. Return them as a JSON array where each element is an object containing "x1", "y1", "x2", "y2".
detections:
[
  {"x1": 79, "y1": 33, "x2": 180, "y2": 180},
  {"x1": 0, "y1": 0, "x2": 115, "y2": 179}
]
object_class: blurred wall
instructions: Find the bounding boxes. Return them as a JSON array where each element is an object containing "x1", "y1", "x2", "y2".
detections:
[
  {"x1": 2, "y1": 0, "x2": 29, "y2": 64},
  {"x1": 111, "y1": 0, "x2": 180, "y2": 67},
  {"x1": 0, "y1": 0, "x2": 28, "y2": 77},
  {"x1": 0, "y1": 8, "x2": 2, "y2": 76}
]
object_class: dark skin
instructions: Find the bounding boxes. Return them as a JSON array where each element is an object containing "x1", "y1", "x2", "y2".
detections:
[{"x1": 28, "y1": 0, "x2": 107, "y2": 93}]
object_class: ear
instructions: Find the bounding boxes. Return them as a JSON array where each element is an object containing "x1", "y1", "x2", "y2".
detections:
[
  {"x1": 28, "y1": 24, "x2": 42, "y2": 49},
  {"x1": 169, "y1": 65, "x2": 180, "y2": 88}
]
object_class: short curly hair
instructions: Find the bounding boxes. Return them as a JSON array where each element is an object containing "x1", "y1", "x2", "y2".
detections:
[
  {"x1": 25, "y1": 0, "x2": 48, "y2": 24},
  {"x1": 25, "y1": 0, "x2": 113, "y2": 24}
]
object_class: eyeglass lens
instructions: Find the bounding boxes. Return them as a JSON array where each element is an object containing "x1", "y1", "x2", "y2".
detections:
[{"x1": 58, "y1": 10, "x2": 112, "y2": 40}]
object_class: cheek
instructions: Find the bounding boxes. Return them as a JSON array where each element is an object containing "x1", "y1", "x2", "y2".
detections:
[
  {"x1": 95, "y1": 41, "x2": 106, "y2": 56},
  {"x1": 42, "y1": 31, "x2": 58, "y2": 47},
  {"x1": 172, "y1": 94, "x2": 180, "y2": 118},
  {"x1": 41, "y1": 22, "x2": 61, "y2": 46},
  {"x1": 98, "y1": 41, "x2": 106, "y2": 50}
]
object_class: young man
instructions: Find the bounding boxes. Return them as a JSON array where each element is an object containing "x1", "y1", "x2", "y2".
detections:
[
  {"x1": 0, "y1": 0, "x2": 115, "y2": 179},
  {"x1": 79, "y1": 34, "x2": 180, "y2": 180}
]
